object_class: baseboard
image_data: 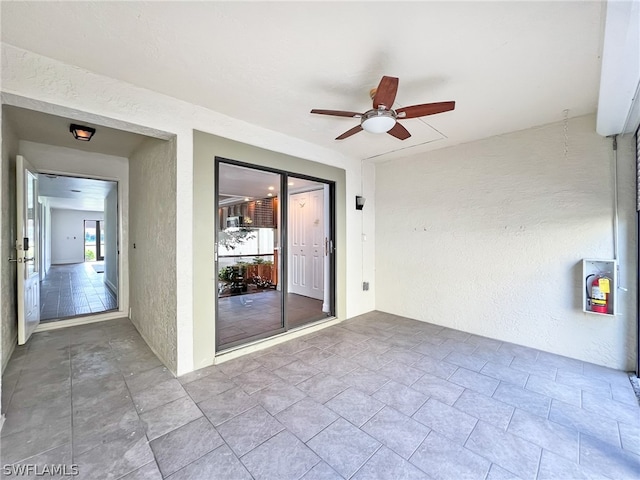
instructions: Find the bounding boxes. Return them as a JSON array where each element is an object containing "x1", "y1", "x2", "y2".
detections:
[
  {"x1": 1, "y1": 336, "x2": 17, "y2": 375},
  {"x1": 104, "y1": 278, "x2": 117, "y2": 297},
  {"x1": 0, "y1": 414, "x2": 5, "y2": 433}
]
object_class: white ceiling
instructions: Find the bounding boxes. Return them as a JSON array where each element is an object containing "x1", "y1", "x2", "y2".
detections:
[
  {"x1": 39, "y1": 174, "x2": 116, "y2": 211},
  {"x1": 0, "y1": 1, "x2": 606, "y2": 162}
]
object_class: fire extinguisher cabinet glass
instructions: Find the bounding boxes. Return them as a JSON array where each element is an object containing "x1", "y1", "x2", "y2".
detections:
[{"x1": 582, "y1": 259, "x2": 617, "y2": 316}]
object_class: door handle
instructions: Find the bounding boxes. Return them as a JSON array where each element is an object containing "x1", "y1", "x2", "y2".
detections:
[
  {"x1": 23, "y1": 257, "x2": 35, "y2": 263},
  {"x1": 8, "y1": 257, "x2": 19, "y2": 263}
]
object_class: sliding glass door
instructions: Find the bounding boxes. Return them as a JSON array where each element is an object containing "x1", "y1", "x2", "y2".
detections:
[{"x1": 215, "y1": 160, "x2": 335, "y2": 351}]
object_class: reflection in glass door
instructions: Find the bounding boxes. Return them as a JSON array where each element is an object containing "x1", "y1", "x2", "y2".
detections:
[
  {"x1": 216, "y1": 160, "x2": 335, "y2": 352},
  {"x1": 216, "y1": 162, "x2": 283, "y2": 348}
]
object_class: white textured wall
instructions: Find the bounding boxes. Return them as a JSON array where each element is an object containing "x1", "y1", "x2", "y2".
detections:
[
  {"x1": 376, "y1": 115, "x2": 636, "y2": 370},
  {"x1": 129, "y1": 137, "x2": 177, "y2": 373},
  {"x1": 1, "y1": 110, "x2": 18, "y2": 373},
  {"x1": 104, "y1": 186, "x2": 118, "y2": 294},
  {"x1": 50, "y1": 209, "x2": 103, "y2": 264}
]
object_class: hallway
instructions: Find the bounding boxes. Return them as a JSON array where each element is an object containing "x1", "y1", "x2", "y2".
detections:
[
  {"x1": 1, "y1": 313, "x2": 639, "y2": 479},
  {"x1": 40, "y1": 262, "x2": 117, "y2": 321}
]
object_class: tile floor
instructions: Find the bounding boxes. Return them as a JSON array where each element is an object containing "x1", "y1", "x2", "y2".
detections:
[
  {"x1": 218, "y1": 291, "x2": 327, "y2": 347},
  {"x1": 1, "y1": 312, "x2": 639, "y2": 479},
  {"x1": 40, "y1": 262, "x2": 118, "y2": 321}
]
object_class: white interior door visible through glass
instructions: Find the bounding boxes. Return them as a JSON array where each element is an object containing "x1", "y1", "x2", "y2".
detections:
[{"x1": 16, "y1": 155, "x2": 41, "y2": 344}]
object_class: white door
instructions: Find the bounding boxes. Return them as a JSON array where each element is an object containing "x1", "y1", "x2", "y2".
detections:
[
  {"x1": 16, "y1": 155, "x2": 40, "y2": 344},
  {"x1": 289, "y1": 189, "x2": 324, "y2": 300}
]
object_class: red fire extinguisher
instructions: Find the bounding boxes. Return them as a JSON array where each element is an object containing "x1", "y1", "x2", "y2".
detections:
[{"x1": 586, "y1": 274, "x2": 610, "y2": 314}]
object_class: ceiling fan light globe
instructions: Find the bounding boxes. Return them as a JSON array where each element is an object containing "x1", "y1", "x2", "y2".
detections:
[{"x1": 361, "y1": 114, "x2": 396, "y2": 134}]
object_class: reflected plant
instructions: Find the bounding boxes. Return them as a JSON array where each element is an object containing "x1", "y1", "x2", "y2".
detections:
[{"x1": 218, "y1": 228, "x2": 256, "y2": 250}]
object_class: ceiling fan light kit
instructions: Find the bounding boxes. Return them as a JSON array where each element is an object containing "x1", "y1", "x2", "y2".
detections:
[
  {"x1": 311, "y1": 75, "x2": 455, "y2": 141},
  {"x1": 361, "y1": 110, "x2": 396, "y2": 133}
]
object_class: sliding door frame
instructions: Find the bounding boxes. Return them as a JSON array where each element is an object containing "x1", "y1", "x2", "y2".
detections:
[{"x1": 215, "y1": 156, "x2": 336, "y2": 352}]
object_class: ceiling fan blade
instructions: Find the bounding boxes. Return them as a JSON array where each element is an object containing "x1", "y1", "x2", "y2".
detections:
[
  {"x1": 372, "y1": 76, "x2": 399, "y2": 110},
  {"x1": 387, "y1": 122, "x2": 411, "y2": 140},
  {"x1": 336, "y1": 125, "x2": 363, "y2": 140},
  {"x1": 310, "y1": 109, "x2": 362, "y2": 118},
  {"x1": 396, "y1": 101, "x2": 455, "y2": 119}
]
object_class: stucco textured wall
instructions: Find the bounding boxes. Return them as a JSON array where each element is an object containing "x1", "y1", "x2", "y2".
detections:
[
  {"x1": 376, "y1": 115, "x2": 637, "y2": 370},
  {"x1": 1, "y1": 114, "x2": 18, "y2": 372},
  {"x1": 129, "y1": 137, "x2": 178, "y2": 373}
]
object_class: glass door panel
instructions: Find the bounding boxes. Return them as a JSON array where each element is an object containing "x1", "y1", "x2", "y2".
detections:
[
  {"x1": 286, "y1": 177, "x2": 333, "y2": 328},
  {"x1": 216, "y1": 162, "x2": 283, "y2": 350},
  {"x1": 84, "y1": 220, "x2": 97, "y2": 262}
]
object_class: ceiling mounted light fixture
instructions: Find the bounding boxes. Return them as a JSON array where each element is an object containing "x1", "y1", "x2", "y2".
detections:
[
  {"x1": 360, "y1": 109, "x2": 396, "y2": 134},
  {"x1": 69, "y1": 124, "x2": 96, "y2": 141}
]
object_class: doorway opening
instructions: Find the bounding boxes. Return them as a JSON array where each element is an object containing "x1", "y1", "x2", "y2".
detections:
[
  {"x1": 215, "y1": 159, "x2": 335, "y2": 351},
  {"x1": 38, "y1": 174, "x2": 119, "y2": 323}
]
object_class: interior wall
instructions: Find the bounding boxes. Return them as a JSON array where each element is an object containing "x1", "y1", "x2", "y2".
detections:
[
  {"x1": 104, "y1": 185, "x2": 118, "y2": 294},
  {"x1": 50, "y1": 208, "x2": 103, "y2": 264},
  {"x1": 2, "y1": 43, "x2": 374, "y2": 375},
  {"x1": 193, "y1": 131, "x2": 347, "y2": 370},
  {"x1": 129, "y1": 137, "x2": 177, "y2": 373},
  {"x1": 18, "y1": 140, "x2": 130, "y2": 316},
  {"x1": 1, "y1": 110, "x2": 18, "y2": 373},
  {"x1": 376, "y1": 114, "x2": 637, "y2": 370}
]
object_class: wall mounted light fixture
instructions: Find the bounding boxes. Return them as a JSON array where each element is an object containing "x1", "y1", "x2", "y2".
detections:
[
  {"x1": 69, "y1": 124, "x2": 96, "y2": 141},
  {"x1": 355, "y1": 196, "x2": 366, "y2": 210}
]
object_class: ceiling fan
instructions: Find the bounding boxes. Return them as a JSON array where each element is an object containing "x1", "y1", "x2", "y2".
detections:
[{"x1": 310, "y1": 76, "x2": 455, "y2": 140}]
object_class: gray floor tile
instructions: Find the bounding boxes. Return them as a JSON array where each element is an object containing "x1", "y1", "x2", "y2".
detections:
[
  {"x1": 579, "y1": 433, "x2": 640, "y2": 479},
  {"x1": 182, "y1": 371, "x2": 236, "y2": 402},
  {"x1": 240, "y1": 430, "x2": 320, "y2": 480},
  {"x1": 413, "y1": 398, "x2": 477, "y2": 445},
  {"x1": 176, "y1": 364, "x2": 220, "y2": 385},
  {"x1": 150, "y1": 417, "x2": 223, "y2": 477},
  {"x1": 124, "y1": 365, "x2": 175, "y2": 393},
  {"x1": 273, "y1": 361, "x2": 320, "y2": 384},
  {"x1": 411, "y1": 373, "x2": 464, "y2": 405},
  {"x1": 444, "y1": 351, "x2": 487, "y2": 372},
  {"x1": 381, "y1": 347, "x2": 424, "y2": 366},
  {"x1": 525, "y1": 374, "x2": 581, "y2": 407},
  {"x1": 131, "y1": 379, "x2": 187, "y2": 414},
  {"x1": 75, "y1": 430, "x2": 154, "y2": 480},
  {"x1": 255, "y1": 352, "x2": 298, "y2": 371},
  {"x1": 315, "y1": 355, "x2": 359, "y2": 377},
  {"x1": 480, "y1": 362, "x2": 529, "y2": 388},
  {"x1": 233, "y1": 367, "x2": 282, "y2": 395},
  {"x1": 166, "y1": 444, "x2": 252, "y2": 480},
  {"x1": 325, "y1": 387, "x2": 385, "y2": 427},
  {"x1": 555, "y1": 369, "x2": 612, "y2": 398},
  {"x1": 378, "y1": 362, "x2": 425, "y2": 387},
  {"x1": 351, "y1": 349, "x2": 392, "y2": 370},
  {"x1": 453, "y1": 389, "x2": 514, "y2": 430},
  {"x1": 118, "y1": 461, "x2": 163, "y2": 480},
  {"x1": 300, "y1": 461, "x2": 343, "y2": 480},
  {"x1": 548, "y1": 399, "x2": 621, "y2": 448},
  {"x1": 537, "y1": 449, "x2": 606, "y2": 480},
  {"x1": 619, "y1": 421, "x2": 640, "y2": 456},
  {"x1": 450, "y1": 367, "x2": 500, "y2": 397},
  {"x1": 362, "y1": 406, "x2": 430, "y2": 459},
  {"x1": 217, "y1": 356, "x2": 262, "y2": 378},
  {"x1": 139, "y1": 395, "x2": 203, "y2": 441},
  {"x1": 307, "y1": 418, "x2": 380, "y2": 479},
  {"x1": 217, "y1": 405, "x2": 284, "y2": 456},
  {"x1": 536, "y1": 351, "x2": 584, "y2": 374},
  {"x1": 251, "y1": 380, "x2": 306, "y2": 415},
  {"x1": 409, "y1": 431, "x2": 490, "y2": 480},
  {"x1": 2, "y1": 395, "x2": 71, "y2": 436},
  {"x1": 197, "y1": 386, "x2": 258, "y2": 426},
  {"x1": 473, "y1": 346, "x2": 515, "y2": 367},
  {"x1": 340, "y1": 367, "x2": 390, "y2": 394},
  {"x1": 373, "y1": 381, "x2": 428, "y2": 416},
  {"x1": 297, "y1": 373, "x2": 349, "y2": 403},
  {"x1": 492, "y1": 382, "x2": 551, "y2": 418},
  {"x1": 296, "y1": 346, "x2": 334, "y2": 365},
  {"x1": 611, "y1": 382, "x2": 640, "y2": 407},
  {"x1": 326, "y1": 340, "x2": 369, "y2": 359},
  {"x1": 486, "y1": 463, "x2": 523, "y2": 480},
  {"x1": 507, "y1": 408, "x2": 579, "y2": 461},
  {"x1": 510, "y1": 356, "x2": 557, "y2": 380},
  {"x1": 276, "y1": 397, "x2": 339, "y2": 442},
  {"x1": 352, "y1": 446, "x2": 430, "y2": 480},
  {"x1": 498, "y1": 343, "x2": 539, "y2": 362},
  {"x1": 73, "y1": 400, "x2": 141, "y2": 456},
  {"x1": 8, "y1": 442, "x2": 73, "y2": 480},
  {"x1": 581, "y1": 390, "x2": 640, "y2": 425},
  {"x1": 412, "y1": 354, "x2": 458, "y2": 379},
  {"x1": 0, "y1": 415, "x2": 71, "y2": 464},
  {"x1": 465, "y1": 421, "x2": 541, "y2": 480}
]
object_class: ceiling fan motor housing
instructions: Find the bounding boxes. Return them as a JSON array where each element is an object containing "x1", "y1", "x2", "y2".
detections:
[{"x1": 361, "y1": 109, "x2": 396, "y2": 133}]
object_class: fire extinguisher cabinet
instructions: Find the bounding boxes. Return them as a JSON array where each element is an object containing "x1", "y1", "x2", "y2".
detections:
[{"x1": 582, "y1": 259, "x2": 617, "y2": 316}]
